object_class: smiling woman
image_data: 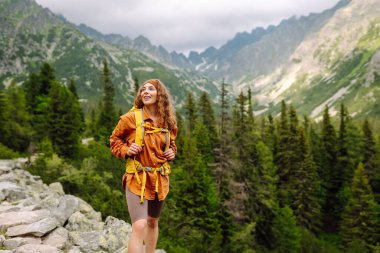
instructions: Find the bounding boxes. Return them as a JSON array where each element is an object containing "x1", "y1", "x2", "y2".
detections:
[{"x1": 110, "y1": 79, "x2": 177, "y2": 253}]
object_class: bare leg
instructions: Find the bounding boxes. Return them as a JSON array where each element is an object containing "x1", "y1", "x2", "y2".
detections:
[
  {"x1": 128, "y1": 219, "x2": 147, "y2": 253},
  {"x1": 144, "y1": 216, "x2": 159, "y2": 253}
]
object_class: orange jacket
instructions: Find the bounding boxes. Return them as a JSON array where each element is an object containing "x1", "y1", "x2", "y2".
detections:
[{"x1": 110, "y1": 107, "x2": 177, "y2": 201}]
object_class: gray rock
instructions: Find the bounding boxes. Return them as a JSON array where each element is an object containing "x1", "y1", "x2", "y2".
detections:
[
  {"x1": 67, "y1": 246, "x2": 84, "y2": 253},
  {"x1": 14, "y1": 243, "x2": 63, "y2": 253},
  {"x1": 0, "y1": 209, "x2": 51, "y2": 230},
  {"x1": 65, "y1": 211, "x2": 104, "y2": 232},
  {"x1": 48, "y1": 183, "x2": 65, "y2": 196},
  {"x1": 69, "y1": 231, "x2": 102, "y2": 252},
  {"x1": 42, "y1": 227, "x2": 68, "y2": 249},
  {"x1": 50, "y1": 195, "x2": 79, "y2": 225},
  {"x1": 0, "y1": 250, "x2": 13, "y2": 253},
  {"x1": 0, "y1": 182, "x2": 25, "y2": 202},
  {"x1": 7, "y1": 217, "x2": 60, "y2": 237},
  {"x1": 3, "y1": 236, "x2": 41, "y2": 250},
  {"x1": 77, "y1": 199, "x2": 102, "y2": 222},
  {"x1": 0, "y1": 204, "x2": 20, "y2": 213},
  {"x1": 98, "y1": 216, "x2": 131, "y2": 252}
]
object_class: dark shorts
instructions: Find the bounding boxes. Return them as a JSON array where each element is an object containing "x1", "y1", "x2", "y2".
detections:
[{"x1": 125, "y1": 187, "x2": 164, "y2": 223}]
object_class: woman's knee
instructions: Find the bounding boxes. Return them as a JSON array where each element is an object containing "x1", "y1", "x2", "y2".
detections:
[
  {"x1": 132, "y1": 219, "x2": 148, "y2": 234},
  {"x1": 147, "y1": 217, "x2": 159, "y2": 229}
]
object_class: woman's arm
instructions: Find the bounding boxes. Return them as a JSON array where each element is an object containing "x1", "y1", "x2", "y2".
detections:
[{"x1": 110, "y1": 114, "x2": 134, "y2": 159}]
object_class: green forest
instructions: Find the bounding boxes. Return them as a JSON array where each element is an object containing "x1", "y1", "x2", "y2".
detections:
[{"x1": 0, "y1": 61, "x2": 379, "y2": 253}]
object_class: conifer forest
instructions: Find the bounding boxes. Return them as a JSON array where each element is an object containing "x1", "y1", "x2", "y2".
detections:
[{"x1": 1, "y1": 61, "x2": 380, "y2": 253}]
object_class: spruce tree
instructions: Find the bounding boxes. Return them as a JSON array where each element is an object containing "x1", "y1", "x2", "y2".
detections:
[
  {"x1": 4, "y1": 84, "x2": 33, "y2": 152},
  {"x1": 68, "y1": 78, "x2": 79, "y2": 99},
  {"x1": 24, "y1": 72, "x2": 41, "y2": 112},
  {"x1": 319, "y1": 106, "x2": 338, "y2": 231},
  {"x1": 169, "y1": 136, "x2": 222, "y2": 252},
  {"x1": 0, "y1": 90, "x2": 10, "y2": 145},
  {"x1": 340, "y1": 163, "x2": 379, "y2": 251},
  {"x1": 39, "y1": 62, "x2": 55, "y2": 95},
  {"x1": 362, "y1": 120, "x2": 380, "y2": 189},
  {"x1": 263, "y1": 114, "x2": 277, "y2": 157},
  {"x1": 198, "y1": 91, "x2": 217, "y2": 144},
  {"x1": 48, "y1": 82, "x2": 83, "y2": 158},
  {"x1": 193, "y1": 121, "x2": 213, "y2": 164},
  {"x1": 273, "y1": 206, "x2": 301, "y2": 253},
  {"x1": 247, "y1": 87, "x2": 255, "y2": 127},
  {"x1": 133, "y1": 77, "x2": 139, "y2": 94},
  {"x1": 292, "y1": 128, "x2": 322, "y2": 233},
  {"x1": 184, "y1": 92, "x2": 197, "y2": 133},
  {"x1": 336, "y1": 104, "x2": 353, "y2": 187},
  {"x1": 97, "y1": 59, "x2": 117, "y2": 141},
  {"x1": 245, "y1": 141, "x2": 278, "y2": 248},
  {"x1": 275, "y1": 101, "x2": 293, "y2": 206},
  {"x1": 214, "y1": 79, "x2": 234, "y2": 251}
]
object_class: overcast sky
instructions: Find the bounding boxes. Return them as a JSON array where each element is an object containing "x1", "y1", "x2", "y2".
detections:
[{"x1": 35, "y1": 0, "x2": 340, "y2": 55}]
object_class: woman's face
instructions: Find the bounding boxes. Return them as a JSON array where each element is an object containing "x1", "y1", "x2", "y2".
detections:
[{"x1": 141, "y1": 82, "x2": 158, "y2": 106}]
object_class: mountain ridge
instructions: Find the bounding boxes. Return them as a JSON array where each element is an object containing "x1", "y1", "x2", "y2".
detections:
[{"x1": 0, "y1": 0, "x2": 219, "y2": 113}]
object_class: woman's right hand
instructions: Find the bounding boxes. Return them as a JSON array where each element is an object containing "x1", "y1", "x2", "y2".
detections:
[{"x1": 127, "y1": 143, "x2": 143, "y2": 156}]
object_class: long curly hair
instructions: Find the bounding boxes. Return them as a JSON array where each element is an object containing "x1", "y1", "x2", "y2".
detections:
[{"x1": 133, "y1": 79, "x2": 177, "y2": 130}]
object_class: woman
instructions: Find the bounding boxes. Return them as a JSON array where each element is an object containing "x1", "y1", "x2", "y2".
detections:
[{"x1": 110, "y1": 79, "x2": 177, "y2": 253}]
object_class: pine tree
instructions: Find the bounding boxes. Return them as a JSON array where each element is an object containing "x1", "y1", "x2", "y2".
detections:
[
  {"x1": 48, "y1": 81, "x2": 83, "y2": 158},
  {"x1": 168, "y1": 136, "x2": 222, "y2": 252},
  {"x1": 133, "y1": 77, "x2": 139, "y2": 94},
  {"x1": 68, "y1": 78, "x2": 85, "y2": 131},
  {"x1": 24, "y1": 72, "x2": 41, "y2": 112},
  {"x1": 245, "y1": 141, "x2": 278, "y2": 248},
  {"x1": 68, "y1": 78, "x2": 79, "y2": 99},
  {"x1": 262, "y1": 114, "x2": 277, "y2": 157},
  {"x1": 273, "y1": 206, "x2": 301, "y2": 253},
  {"x1": 340, "y1": 163, "x2": 379, "y2": 251},
  {"x1": 39, "y1": 62, "x2": 55, "y2": 95},
  {"x1": 362, "y1": 119, "x2": 380, "y2": 202},
  {"x1": 275, "y1": 101, "x2": 293, "y2": 206},
  {"x1": 0, "y1": 90, "x2": 10, "y2": 145},
  {"x1": 292, "y1": 128, "x2": 322, "y2": 233},
  {"x1": 4, "y1": 84, "x2": 33, "y2": 152},
  {"x1": 214, "y1": 79, "x2": 234, "y2": 251},
  {"x1": 24, "y1": 63, "x2": 56, "y2": 142},
  {"x1": 336, "y1": 104, "x2": 353, "y2": 187},
  {"x1": 97, "y1": 59, "x2": 117, "y2": 142},
  {"x1": 198, "y1": 91, "x2": 218, "y2": 144},
  {"x1": 193, "y1": 121, "x2": 213, "y2": 164},
  {"x1": 247, "y1": 87, "x2": 255, "y2": 127},
  {"x1": 184, "y1": 92, "x2": 197, "y2": 133},
  {"x1": 319, "y1": 106, "x2": 338, "y2": 231}
]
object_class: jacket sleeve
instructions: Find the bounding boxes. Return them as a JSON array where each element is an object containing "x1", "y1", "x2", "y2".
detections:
[
  {"x1": 110, "y1": 113, "x2": 135, "y2": 159},
  {"x1": 169, "y1": 128, "x2": 178, "y2": 154}
]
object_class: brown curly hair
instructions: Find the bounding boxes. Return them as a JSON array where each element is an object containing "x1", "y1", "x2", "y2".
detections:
[{"x1": 133, "y1": 79, "x2": 177, "y2": 130}]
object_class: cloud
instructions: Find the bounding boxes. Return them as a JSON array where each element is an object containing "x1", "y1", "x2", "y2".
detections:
[{"x1": 35, "y1": 0, "x2": 340, "y2": 54}]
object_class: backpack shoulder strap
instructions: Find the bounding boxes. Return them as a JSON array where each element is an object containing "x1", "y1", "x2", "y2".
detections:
[{"x1": 133, "y1": 108, "x2": 144, "y2": 146}]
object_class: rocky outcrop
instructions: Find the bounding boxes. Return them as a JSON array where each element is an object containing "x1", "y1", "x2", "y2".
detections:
[{"x1": 0, "y1": 159, "x2": 165, "y2": 253}]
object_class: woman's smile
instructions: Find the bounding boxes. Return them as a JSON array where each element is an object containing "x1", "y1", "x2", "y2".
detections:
[{"x1": 141, "y1": 83, "x2": 157, "y2": 105}]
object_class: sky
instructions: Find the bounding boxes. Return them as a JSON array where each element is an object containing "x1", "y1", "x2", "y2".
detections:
[{"x1": 35, "y1": 0, "x2": 340, "y2": 55}]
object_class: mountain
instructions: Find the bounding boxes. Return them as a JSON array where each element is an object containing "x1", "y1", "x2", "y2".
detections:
[
  {"x1": 78, "y1": 24, "x2": 193, "y2": 70},
  {"x1": 182, "y1": 0, "x2": 380, "y2": 120},
  {"x1": 187, "y1": 1, "x2": 350, "y2": 81},
  {"x1": 0, "y1": 0, "x2": 219, "y2": 113},
  {"x1": 242, "y1": 0, "x2": 380, "y2": 120}
]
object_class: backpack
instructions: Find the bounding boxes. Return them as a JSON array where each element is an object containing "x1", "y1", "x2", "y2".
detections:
[{"x1": 122, "y1": 107, "x2": 171, "y2": 203}]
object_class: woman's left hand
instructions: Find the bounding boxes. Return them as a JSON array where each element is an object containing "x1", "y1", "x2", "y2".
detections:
[{"x1": 163, "y1": 148, "x2": 175, "y2": 161}]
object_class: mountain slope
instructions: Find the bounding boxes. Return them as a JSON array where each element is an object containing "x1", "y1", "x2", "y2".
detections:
[
  {"x1": 187, "y1": 0, "x2": 350, "y2": 83},
  {"x1": 0, "y1": 0, "x2": 218, "y2": 113},
  {"x1": 246, "y1": 0, "x2": 380, "y2": 120}
]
